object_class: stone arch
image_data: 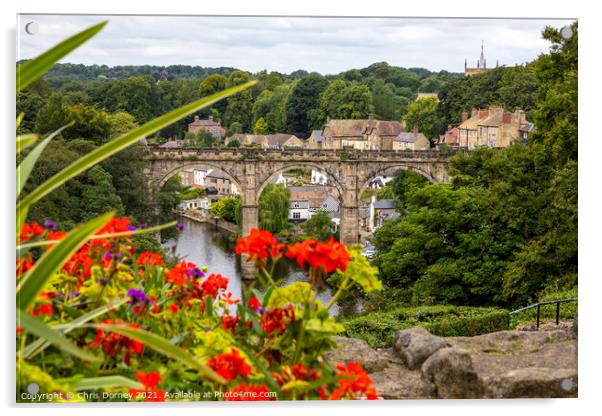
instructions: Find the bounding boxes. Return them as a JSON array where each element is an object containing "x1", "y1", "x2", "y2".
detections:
[
  {"x1": 153, "y1": 161, "x2": 244, "y2": 193},
  {"x1": 256, "y1": 163, "x2": 345, "y2": 203},
  {"x1": 358, "y1": 163, "x2": 436, "y2": 198}
]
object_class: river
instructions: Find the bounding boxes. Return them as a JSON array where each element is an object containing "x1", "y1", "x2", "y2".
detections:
[{"x1": 163, "y1": 216, "x2": 339, "y2": 314}]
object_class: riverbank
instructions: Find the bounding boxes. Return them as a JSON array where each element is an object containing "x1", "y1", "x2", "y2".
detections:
[{"x1": 178, "y1": 210, "x2": 238, "y2": 234}]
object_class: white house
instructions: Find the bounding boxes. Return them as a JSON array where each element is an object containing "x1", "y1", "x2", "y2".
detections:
[
  {"x1": 311, "y1": 169, "x2": 329, "y2": 185},
  {"x1": 289, "y1": 200, "x2": 310, "y2": 221},
  {"x1": 368, "y1": 195, "x2": 398, "y2": 231},
  {"x1": 310, "y1": 194, "x2": 340, "y2": 217},
  {"x1": 178, "y1": 197, "x2": 207, "y2": 211},
  {"x1": 193, "y1": 169, "x2": 210, "y2": 187}
]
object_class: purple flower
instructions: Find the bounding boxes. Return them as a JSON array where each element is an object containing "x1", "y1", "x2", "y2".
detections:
[
  {"x1": 127, "y1": 225, "x2": 137, "y2": 231},
  {"x1": 139, "y1": 223, "x2": 147, "y2": 229},
  {"x1": 43, "y1": 220, "x2": 58, "y2": 230},
  {"x1": 113, "y1": 252, "x2": 123, "y2": 260},
  {"x1": 127, "y1": 288, "x2": 147, "y2": 303},
  {"x1": 70, "y1": 291, "x2": 79, "y2": 298},
  {"x1": 187, "y1": 267, "x2": 205, "y2": 279},
  {"x1": 103, "y1": 251, "x2": 112, "y2": 260},
  {"x1": 98, "y1": 278, "x2": 108, "y2": 286},
  {"x1": 176, "y1": 223, "x2": 185, "y2": 232}
]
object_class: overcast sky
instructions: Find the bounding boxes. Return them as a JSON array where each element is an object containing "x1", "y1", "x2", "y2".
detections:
[{"x1": 17, "y1": 15, "x2": 575, "y2": 74}]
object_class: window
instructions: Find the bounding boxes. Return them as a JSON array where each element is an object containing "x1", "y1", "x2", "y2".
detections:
[{"x1": 293, "y1": 212, "x2": 301, "y2": 219}]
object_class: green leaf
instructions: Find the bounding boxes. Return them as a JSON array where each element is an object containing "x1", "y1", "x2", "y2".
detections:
[
  {"x1": 304, "y1": 318, "x2": 345, "y2": 333},
  {"x1": 17, "y1": 123, "x2": 72, "y2": 197},
  {"x1": 17, "y1": 80, "x2": 256, "y2": 211},
  {"x1": 17, "y1": 134, "x2": 38, "y2": 152},
  {"x1": 22, "y1": 297, "x2": 128, "y2": 359},
  {"x1": 339, "y1": 246, "x2": 382, "y2": 293},
  {"x1": 17, "y1": 212, "x2": 114, "y2": 310},
  {"x1": 94, "y1": 324, "x2": 226, "y2": 384},
  {"x1": 16, "y1": 204, "x2": 28, "y2": 241},
  {"x1": 68, "y1": 376, "x2": 142, "y2": 391},
  {"x1": 17, "y1": 112, "x2": 24, "y2": 128},
  {"x1": 17, "y1": 310, "x2": 100, "y2": 363},
  {"x1": 16, "y1": 21, "x2": 107, "y2": 92},
  {"x1": 17, "y1": 220, "x2": 176, "y2": 251}
]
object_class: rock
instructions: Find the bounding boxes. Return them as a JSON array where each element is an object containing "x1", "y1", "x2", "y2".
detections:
[
  {"x1": 421, "y1": 347, "x2": 485, "y2": 399},
  {"x1": 492, "y1": 367, "x2": 577, "y2": 398},
  {"x1": 393, "y1": 327, "x2": 449, "y2": 370},
  {"x1": 571, "y1": 313, "x2": 578, "y2": 339},
  {"x1": 326, "y1": 336, "x2": 390, "y2": 373}
]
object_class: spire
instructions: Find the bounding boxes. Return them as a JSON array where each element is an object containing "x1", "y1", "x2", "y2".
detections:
[
  {"x1": 464, "y1": 58, "x2": 467, "y2": 69},
  {"x1": 479, "y1": 40, "x2": 486, "y2": 69}
]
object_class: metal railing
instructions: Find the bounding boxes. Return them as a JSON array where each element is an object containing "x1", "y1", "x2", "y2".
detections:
[{"x1": 509, "y1": 298, "x2": 577, "y2": 328}]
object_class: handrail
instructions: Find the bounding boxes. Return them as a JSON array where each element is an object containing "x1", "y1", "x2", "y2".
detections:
[{"x1": 510, "y1": 297, "x2": 577, "y2": 328}]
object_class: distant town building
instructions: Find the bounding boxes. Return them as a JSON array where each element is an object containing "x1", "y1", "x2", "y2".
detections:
[
  {"x1": 290, "y1": 200, "x2": 310, "y2": 221},
  {"x1": 188, "y1": 115, "x2": 225, "y2": 139},
  {"x1": 438, "y1": 126, "x2": 460, "y2": 147},
  {"x1": 227, "y1": 134, "x2": 304, "y2": 149},
  {"x1": 464, "y1": 41, "x2": 498, "y2": 77},
  {"x1": 311, "y1": 169, "x2": 329, "y2": 185},
  {"x1": 158, "y1": 139, "x2": 185, "y2": 149},
  {"x1": 367, "y1": 175, "x2": 393, "y2": 189},
  {"x1": 321, "y1": 116, "x2": 405, "y2": 150},
  {"x1": 457, "y1": 106, "x2": 532, "y2": 148},
  {"x1": 287, "y1": 185, "x2": 341, "y2": 221},
  {"x1": 179, "y1": 169, "x2": 195, "y2": 187},
  {"x1": 178, "y1": 197, "x2": 209, "y2": 211},
  {"x1": 369, "y1": 196, "x2": 399, "y2": 231},
  {"x1": 193, "y1": 169, "x2": 209, "y2": 187},
  {"x1": 393, "y1": 127, "x2": 430, "y2": 151},
  {"x1": 306, "y1": 130, "x2": 324, "y2": 149},
  {"x1": 205, "y1": 171, "x2": 237, "y2": 195}
]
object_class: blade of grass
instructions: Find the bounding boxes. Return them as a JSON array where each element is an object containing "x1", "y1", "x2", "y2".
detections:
[
  {"x1": 16, "y1": 134, "x2": 38, "y2": 153},
  {"x1": 17, "y1": 220, "x2": 176, "y2": 251},
  {"x1": 17, "y1": 80, "x2": 256, "y2": 211},
  {"x1": 16, "y1": 21, "x2": 108, "y2": 92},
  {"x1": 93, "y1": 324, "x2": 227, "y2": 384},
  {"x1": 65, "y1": 375, "x2": 142, "y2": 391},
  {"x1": 22, "y1": 297, "x2": 128, "y2": 359},
  {"x1": 17, "y1": 112, "x2": 24, "y2": 128},
  {"x1": 17, "y1": 212, "x2": 114, "y2": 310},
  {"x1": 17, "y1": 310, "x2": 100, "y2": 363},
  {"x1": 17, "y1": 123, "x2": 72, "y2": 197}
]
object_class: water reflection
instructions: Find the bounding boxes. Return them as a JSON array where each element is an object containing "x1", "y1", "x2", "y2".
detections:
[{"x1": 164, "y1": 217, "x2": 339, "y2": 314}]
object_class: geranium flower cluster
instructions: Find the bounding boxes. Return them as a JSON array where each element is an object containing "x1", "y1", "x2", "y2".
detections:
[
  {"x1": 91, "y1": 320, "x2": 144, "y2": 365},
  {"x1": 129, "y1": 371, "x2": 166, "y2": 402}
]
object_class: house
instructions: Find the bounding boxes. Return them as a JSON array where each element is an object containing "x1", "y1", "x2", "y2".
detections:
[
  {"x1": 367, "y1": 175, "x2": 393, "y2": 189},
  {"x1": 369, "y1": 196, "x2": 398, "y2": 231},
  {"x1": 179, "y1": 169, "x2": 194, "y2": 187},
  {"x1": 314, "y1": 194, "x2": 340, "y2": 217},
  {"x1": 393, "y1": 127, "x2": 430, "y2": 151},
  {"x1": 439, "y1": 126, "x2": 460, "y2": 147},
  {"x1": 321, "y1": 116, "x2": 405, "y2": 150},
  {"x1": 178, "y1": 197, "x2": 207, "y2": 211},
  {"x1": 205, "y1": 171, "x2": 236, "y2": 195},
  {"x1": 188, "y1": 115, "x2": 225, "y2": 139},
  {"x1": 457, "y1": 106, "x2": 532, "y2": 148},
  {"x1": 158, "y1": 139, "x2": 185, "y2": 149},
  {"x1": 306, "y1": 130, "x2": 324, "y2": 149},
  {"x1": 289, "y1": 200, "x2": 310, "y2": 221},
  {"x1": 227, "y1": 133, "x2": 304, "y2": 149},
  {"x1": 193, "y1": 169, "x2": 209, "y2": 187},
  {"x1": 311, "y1": 169, "x2": 329, "y2": 185}
]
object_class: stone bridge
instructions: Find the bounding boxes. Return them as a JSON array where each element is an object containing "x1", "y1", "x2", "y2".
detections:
[{"x1": 145, "y1": 147, "x2": 464, "y2": 246}]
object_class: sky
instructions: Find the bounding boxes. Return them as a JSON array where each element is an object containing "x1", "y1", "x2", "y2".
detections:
[{"x1": 17, "y1": 14, "x2": 576, "y2": 75}]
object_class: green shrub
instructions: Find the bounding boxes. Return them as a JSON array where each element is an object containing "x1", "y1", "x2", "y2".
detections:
[
  {"x1": 342, "y1": 305, "x2": 510, "y2": 348},
  {"x1": 509, "y1": 287, "x2": 577, "y2": 328}
]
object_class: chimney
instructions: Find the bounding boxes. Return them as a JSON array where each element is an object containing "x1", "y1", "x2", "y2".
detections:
[
  {"x1": 461, "y1": 110, "x2": 468, "y2": 122},
  {"x1": 517, "y1": 109, "x2": 525, "y2": 125},
  {"x1": 194, "y1": 115, "x2": 199, "y2": 122},
  {"x1": 479, "y1": 109, "x2": 488, "y2": 118},
  {"x1": 502, "y1": 111, "x2": 512, "y2": 124},
  {"x1": 471, "y1": 107, "x2": 478, "y2": 118},
  {"x1": 413, "y1": 125, "x2": 418, "y2": 136},
  {"x1": 208, "y1": 115, "x2": 213, "y2": 121}
]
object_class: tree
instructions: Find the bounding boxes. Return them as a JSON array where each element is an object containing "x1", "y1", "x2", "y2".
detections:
[
  {"x1": 80, "y1": 166, "x2": 125, "y2": 221},
  {"x1": 108, "y1": 111, "x2": 139, "y2": 137},
  {"x1": 258, "y1": 184, "x2": 291, "y2": 234},
  {"x1": 225, "y1": 121, "x2": 243, "y2": 138},
  {"x1": 403, "y1": 97, "x2": 445, "y2": 139},
  {"x1": 210, "y1": 196, "x2": 241, "y2": 224},
  {"x1": 34, "y1": 92, "x2": 68, "y2": 134},
  {"x1": 285, "y1": 74, "x2": 328, "y2": 135},
  {"x1": 252, "y1": 83, "x2": 292, "y2": 133},
  {"x1": 62, "y1": 103, "x2": 112, "y2": 144},
  {"x1": 227, "y1": 139, "x2": 241, "y2": 148},
  {"x1": 224, "y1": 71, "x2": 253, "y2": 131},
  {"x1": 301, "y1": 210, "x2": 335, "y2": 242},
  {"x1": 253, "y1": 117, "x2": 269, "y2": 134},
  {"x1": 17, "y1": 78, "x2": 51, "y2": 133}
]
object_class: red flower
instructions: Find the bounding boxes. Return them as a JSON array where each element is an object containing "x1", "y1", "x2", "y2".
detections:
[
  {"x1": 249, "y1": 296, "x2": 260, "y2": 310},
  {"x1": 234, "y1": 228, "x2": 284, "y2": 262},
  {"x1": 16, "y1": 257, "x2": 34, "y2": 276},
  {"x1": 261, "y1": 305, "x2": 295, "y2": 335},
  {"x1": 220, "y1": 291, "x2": 240, "y2": 305},
  {"x1": 200, "y1": 273, "x2": 229, "y2": 298},
  {"x1": 208, "y1": 348, "x2": 252, "y2": 381},
  {"x1": 285, "y1": 237, "x2": 350, "y2": 273},
  {"x1": 166, "y1": 261, "x2": 201, "y2": 286},
  {"x1": 30, "y1": 303, "x2": 53, "y2": 317},
  {"x1": 19, "y1": 222, "x2": 45, "y2": 243},
  {"x1": 92, "y1": 320, "x2": 144, "y2": 365},
  {"x1": 329, "y1": 362, "x2": 378, "y2": 400},
  {"x1": 169, "y1": 303, "x2": 180, "y2": 313},
  {"x1": 221, "y1": 314, "x2": 239, "y2": 332},
  {"x1": 137, "y1": 251, "x2": 165, "y2": 268},
  {"x1": 225, "y1": 383, "x2": 275, "y2": 401},
  {"x1": 98, "y1": 217, "x2": 131, "y2": 234},
  {"x1": 129, "y1": 371, "x2": 166, "y2": 402},
  {"x1": 272, "y1": 364, "x2": 325, "y2": 399}
]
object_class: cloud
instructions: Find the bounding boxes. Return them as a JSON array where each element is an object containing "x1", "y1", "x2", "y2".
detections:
[{"x1": 17, "y1": 14, "x2": 574, "y2": 73}]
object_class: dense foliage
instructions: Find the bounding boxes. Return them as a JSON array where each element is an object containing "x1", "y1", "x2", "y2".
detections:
[{"x1": 258, "y1": 184, "x2": 291, "y2": 234}]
